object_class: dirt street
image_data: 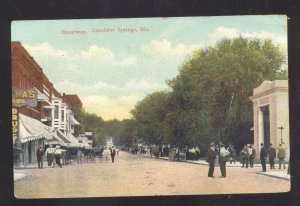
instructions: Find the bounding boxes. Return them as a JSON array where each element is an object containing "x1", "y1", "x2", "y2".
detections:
[{"x1": 14, "y1": 152, "x2": 290, "y2": 198}]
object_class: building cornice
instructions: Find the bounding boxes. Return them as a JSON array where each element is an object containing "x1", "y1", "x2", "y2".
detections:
[{"x1": 249, "y1": 87, "x2": 288, "y2": 101}]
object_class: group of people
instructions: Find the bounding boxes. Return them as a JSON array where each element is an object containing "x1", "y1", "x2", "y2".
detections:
[
  {"x1": 36, "y1": 145, "x2": 64, "y2": 169},
  {"x1": 259, "y1": 143, "x2": 287, "y2": 172},
  {"x1": 102, "y1": 146, "x2": 117, "y2": 163},
  {"x1": 240, "y1": 144, "x2": 256, "y2": 168},
  {"x1": 205, "y1": 142, "x2": 287, "y2": 178},
  {"x1": 185, "y1": 146, "x2": 201, "y2": 161},
  {"x1": 36, "y1": 145, "x2": 118, "y2": 168},
  {"x1": 206, "y1": 142, "x2": 230, "y2": 178}
]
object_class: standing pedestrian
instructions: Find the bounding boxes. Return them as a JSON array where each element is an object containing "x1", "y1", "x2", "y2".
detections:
[
  {"x1": 110, "y1": 146, "x2": 116, "y2": 163},
  {"x1": 228, "y1": 145, "x2": 236, "y2": 164},
  {"x1": 175, "y1": 147, "x2": 180, "y2": 161},
  {"x1": 206, "y1": 142, "x2": 216, "y2": 178},
  {"x1": 219, "y1": 143, "x2": 230, "y2": 178},
  {"x1": 185, "y1": 146, "x2": 189, "y2": 160},
  {"x1": 77, "y1": 148, "x2": 83, "y2": 164},
  {"x1": 260, "y1": 143, "x2": 267, "y2": 172},
  {"x1": 277, "y1": 143, "x2": 286, "y2": 169},
  {"x1": 36, "y1": 145, "x2": 45, "y2": 169},
  {"x1": 54, "y1": 145, "x2": 62, "y2": 168},
  {"x1": 191, "y1": 147, "x2": 196, "y2": 161},
  {"x1": 103, "y1": 147, "x2": 110, "y2": 163},
  {"x1": 268, "y1": 143, "x2": 276, "y2": 169},
  {"x1": 241, "y1": 144, "x2": 250, "y2": 168},
  {"x1": 45, "y1": 144, "x2": 55, "y2": 167},
  {"x1": 195, "y1": 146, "x2": 200, "y2": 161},
  {"x1": 249, "y1": 144, "x2": 256, "y2": 168}
]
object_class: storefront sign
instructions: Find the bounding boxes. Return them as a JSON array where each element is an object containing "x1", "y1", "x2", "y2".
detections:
[
  {"x1": 85, "y1": 132, "x2": 93, "y2": 136},
  {"x1": 12, "y1": 88, "x2": 38, "y2": 107},
  {"x1": 12, "y1": 108, "x2": 18, "y2": 143}
]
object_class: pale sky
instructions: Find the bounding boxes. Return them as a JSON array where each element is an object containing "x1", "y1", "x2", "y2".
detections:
[{"x1": 11, "y1": 16, "x2": 287, "y2": 120}]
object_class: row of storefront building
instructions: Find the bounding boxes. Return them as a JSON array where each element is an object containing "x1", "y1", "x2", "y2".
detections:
[{"x1": 12, "y1": 41, "x2": 92, "y2": 167}]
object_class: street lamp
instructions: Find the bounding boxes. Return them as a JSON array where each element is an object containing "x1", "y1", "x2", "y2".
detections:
[{"x1": 278, "y1": 123, "x2": 285, "y2": 144}]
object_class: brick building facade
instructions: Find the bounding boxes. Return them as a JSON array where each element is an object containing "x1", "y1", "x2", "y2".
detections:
[
  {"x1": 62, "y1": 94, "x2": 83, "y2": 112},
  {"x1": 12, "y1": 41, "x2": 85, "y2": 166},
  {"x1": 12, "y1": 41, "x2": 54, "y2": 125}
]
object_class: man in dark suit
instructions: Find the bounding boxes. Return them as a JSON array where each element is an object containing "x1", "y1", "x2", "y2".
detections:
[
  {"x1": 268, "y1": 143, "x2": 276, "y2": 169},
  {"x1": 260, "y1": 143, "x2": 267, "y2": 172},
  {"x1": 110, "y1": 146, "x2": 116, "y2": 163},
  {"x1": 36, "y1": 145, "x2": 45, "y2": 169},
  {"x1": 206, "y1": 142, "x2": 216, "y2": 177}
]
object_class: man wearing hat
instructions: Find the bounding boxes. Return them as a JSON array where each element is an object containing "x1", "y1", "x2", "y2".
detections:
[
  {"x1": 45, "y1": 144, "x2": 55, "y2": 167},
  {"x1": 54, "y1": 145, "x2": 63, "y2": 168},
  {"x1": 268, "y1": 143, "x2": 276, "y2": 169},
  {"x1": 249, "y1": 144, "x2": 256, "y2": 168},
  {"x1": 219, "y1": 143, "x2": 230, "y2": 177},
  {"x1": 36, "y1": 145, "x2": 45, "y2": 169},
  {"x1": 206, "y1": 142, "x2": 216, "y2": 177},
  {"x1": 260, "y1": 143, "x2": 267, "y2": 172},
  {"x1": 241, "y1": 144, "x2": 250, "y2": 168},
  {"x1": 277, "y1": 143, "x2": 286, "y2": 169}
]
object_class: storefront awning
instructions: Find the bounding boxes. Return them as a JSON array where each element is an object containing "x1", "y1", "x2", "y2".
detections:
[
  {"x1": 46, "y1": 132, "x2": 69, "y2": 147},
  {"x1": 56, "y1": 129, "x2": 77, "y2": 147},
  {"x1": 19, "y1": 113, "x2": 53, "y2": 143},
  {"x1": 70, "y1": 115, "x2": 80, "y2": 125}
]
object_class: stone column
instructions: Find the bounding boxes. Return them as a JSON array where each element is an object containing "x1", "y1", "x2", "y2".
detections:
[{"x1": 258, "y1": 108, "x2": 264, "y2": 147}]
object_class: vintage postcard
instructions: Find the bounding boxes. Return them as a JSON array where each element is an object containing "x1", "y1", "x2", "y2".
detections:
[{"x1": 11, "y1": 16, "x2": 289, "y2": 198}]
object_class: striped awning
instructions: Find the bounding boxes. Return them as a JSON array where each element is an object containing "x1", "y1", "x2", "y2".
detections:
[
  {"x1": 70, "y1": 115, "x2": 80, "y2": 125},
  {"x1": 19, "y1": 114, "x2": 53, "y2": 143}
]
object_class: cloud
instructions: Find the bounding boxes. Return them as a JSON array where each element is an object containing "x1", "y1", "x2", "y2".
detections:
[
  {"x1": 209, "y1": 27, "x2": 287, "y2": 49},
  {"x1": 55, "y1": 80, "x2": 122, "y2": 96},
  {"x1": 54, "y1": 79, "x2": 168, "y2": 120},
  {"x1": 23, "y1": 43, "x2": 137, "y2": 68},
  {"x1": 126, "y1": 80, "x2": 167, "y2": 91},
  {"x1": 144, "y1": 39, "x2": 201, "y2": 57},
  {"x1": 112, "y1": 56, "x2": 137, "y2": 66},
  {"x1": 24, "y1": 42, "x2": 69, "y2": 58},
  {"x1": 209, "y1": 27, "x2": 239, "y2": 43},
  {"x1": 242, "y1": 31, "x2": 287, "y2": 48},
  {"x1": 78, "y1": 45, "x2": 114, "y2": 61}
]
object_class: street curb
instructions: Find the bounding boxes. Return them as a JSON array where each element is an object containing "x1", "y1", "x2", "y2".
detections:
[
  {"x1": 139, "y1": 154, "x2": 263, "y2": 167},
  {"x1": 14, "y1": 172, "x2": 27, "y2": 182},
  {"x1": 257, "y1": 172, "x2": 290, "y2": 181}
]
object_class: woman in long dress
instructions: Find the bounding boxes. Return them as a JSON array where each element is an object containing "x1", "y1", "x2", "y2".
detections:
[{"x1": 103, "y1": 147, "x2": 110, "y2": 163}]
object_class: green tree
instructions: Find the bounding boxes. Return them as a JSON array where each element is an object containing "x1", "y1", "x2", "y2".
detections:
[
  {"x1": 73, "y1": 109, "x2": 106, "y2": 145},
  {"x1": 131, "y1": 91, "x2": 171, "y2": 145},
  {"x1": 167, "y1": 37, "x2": 286, "y2": 149}
]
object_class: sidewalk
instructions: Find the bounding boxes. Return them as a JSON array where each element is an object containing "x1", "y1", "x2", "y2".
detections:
[
  {"x1": 258, "y1": 171, "x2": 290, "y2": 180},
  {"x1": 14, "y1": 161, "x2": 69, "y2": 181},
  {"x1": 14, "y1": 171, "x2": 27, "y2": 181},
  {"x1": 140, "y1": 153, "x2": 290, "y2": 180},
  {"x1": 141, "y1": 153, "x2": 280, "y2": 168}
]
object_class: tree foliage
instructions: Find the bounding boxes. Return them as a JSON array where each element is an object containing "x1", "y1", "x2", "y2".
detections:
[
  {"x1": 73, "y1": 109, "x2": 106, "y2": 145},
  {"x1": 131, "y1": 37, "x2": 286, "y2": 150},
  {"x1": 75, "y1": 37, "x2": 287, "y2": 151}
]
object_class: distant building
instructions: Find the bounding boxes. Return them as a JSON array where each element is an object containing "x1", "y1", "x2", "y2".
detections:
[
  {"x1": 62, "y1": 94, "x2": 83, "y2": 112},
  {"x1": 250, "y1": 80, "x2": 289, "y2": 160}
]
